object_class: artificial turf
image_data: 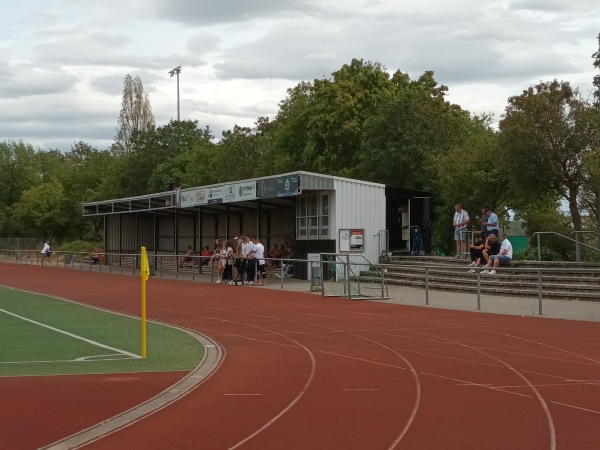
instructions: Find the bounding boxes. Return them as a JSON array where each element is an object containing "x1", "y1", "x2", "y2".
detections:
[{"x1": 0, "y1": 286, "x2": 204, "y2": 377}]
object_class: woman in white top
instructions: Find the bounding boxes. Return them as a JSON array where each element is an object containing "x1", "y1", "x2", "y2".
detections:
[{"x1": 222, "y1": 240, "x2": 235, "y2": 284}]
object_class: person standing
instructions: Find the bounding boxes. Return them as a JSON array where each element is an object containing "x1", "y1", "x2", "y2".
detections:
[
  {"x1": 483, "y1": 207, "x2": 499, "y2": 240},
  {"x1": 40, "y1": 240, "x2": 51, "y2": 266},
  {"x1": 251, "y1": 237, "x2": 266, "y2": 286},
  {"x1": 452, "y1": 204, "x2": 469, "y2": 258},
  {"x1": 480, "y1": 207, "x2": 489, "y2": 239},
  {"x1": 245, "y1": 236, "x2": 257, "y2": 285},
  {"x1": 222, "y1": 240, "x2": 235, "y2": 284},
  {"x1": 234, "y1": 235, "x2": 251, "y2": 285}
]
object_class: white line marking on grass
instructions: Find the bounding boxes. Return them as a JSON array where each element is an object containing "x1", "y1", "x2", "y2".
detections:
[{"x1": 0, "y1": 308, "x2": 141, "y2": 359}]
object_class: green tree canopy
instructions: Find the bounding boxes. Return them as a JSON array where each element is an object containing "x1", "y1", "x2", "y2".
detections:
[{"x1": 499, "y1": 80, "x2": 600, "y2": 230}]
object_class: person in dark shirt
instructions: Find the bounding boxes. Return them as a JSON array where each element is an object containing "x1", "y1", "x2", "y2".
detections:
[
  {"x1": 467, "y1": 236, "x2": 485, "y2": 272},
  {"x1": 482, "y1": 234, "x2": 501, "y2": 267}
]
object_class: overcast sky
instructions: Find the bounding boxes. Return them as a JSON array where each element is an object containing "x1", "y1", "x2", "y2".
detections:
[{"x1": 1, "y1": 0, "x2": 598, "y2": 151}]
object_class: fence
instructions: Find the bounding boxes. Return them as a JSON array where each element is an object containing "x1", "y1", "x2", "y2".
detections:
[
  {"x1": 0, "y1": 238, "x2": 41, "y2": 250},
  {"x1": 0, "y1": 249, "x2": 330, "y2": 293},
  {"x1": 3, "y1": 249, "x2": 598, "y2": 319}
]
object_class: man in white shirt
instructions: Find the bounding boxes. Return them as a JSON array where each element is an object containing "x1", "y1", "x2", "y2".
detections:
[
  {"x1": 481, "y1": 234, "x2": 512, "y2": 275},
  {"x1": 251, "y1": 237, "x2": 266, "y2": 286},
  {"x1": 452, "y1": 204, "x2": 469, "y2": 258}
]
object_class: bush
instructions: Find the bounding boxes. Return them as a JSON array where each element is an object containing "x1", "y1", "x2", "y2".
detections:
[
  {"x1": 59, "y1": 240, "x2": 102, "y2": 254},
  {"x1": 512, "y1": 246, "x2": 563, "y2": 261}
]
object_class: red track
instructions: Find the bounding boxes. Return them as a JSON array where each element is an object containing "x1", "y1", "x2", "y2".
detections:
[{"x1": 1, "y1": 264, "x2": 600, "y2": 449}]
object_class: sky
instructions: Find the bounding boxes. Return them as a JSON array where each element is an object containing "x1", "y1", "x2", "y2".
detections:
[{"x1": 1, "y1": 0, "x2": 599, "y2": 151}]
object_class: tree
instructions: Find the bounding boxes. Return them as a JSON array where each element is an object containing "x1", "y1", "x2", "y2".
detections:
[
  {"x1": 499, "y1": 80, "x2": 600, "y2": 230},
  {"x1": 359, "y1": 70, "x2": 468, "y2": 189},
  {"x1": 593, "y1": 33, "x2": 600, "y2": 109},
  {"x1": 120, "y1": 120, "x2": 213, "y2": 195},
  {"x1": 304, "y1": 59, "x2": 396, "y2": 177},
  {"x1": 0, "y1": 141, "x2": 40, "y2": 236},
  {"x1": 114, "y1": 74, "x2": 155, "y2": 154},
  {"x1": 11, "y1": 181, "x2": 70, "y2": 242},
  {"x1": 591, "y1": 33, "x2": 600, "y2": 239}
]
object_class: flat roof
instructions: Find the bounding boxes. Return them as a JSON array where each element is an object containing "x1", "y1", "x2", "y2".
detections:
[{"x1": 82, "y1": 171, "x2": 423, "y2": 217}]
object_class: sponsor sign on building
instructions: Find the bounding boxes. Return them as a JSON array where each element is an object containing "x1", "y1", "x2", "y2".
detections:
[
  {"x1": 180, "y1": 181, "x2": 257, "y2": 208},
  {"x1": 180, "y1": 188, "x2": 207, "y2": 208},
  {"x1": 258, "y1": 175, "x2": 300, "y2": 198}
]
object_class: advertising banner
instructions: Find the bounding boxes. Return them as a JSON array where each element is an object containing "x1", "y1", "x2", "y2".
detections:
[
  {"x1": 180, "y1": 188, "x2": 207, "y2": 208},
  {"x1": 180, "y1": 181, "x2": 257, "y2": 208},
  {"x1": 258, "y1": 175, "x2": 300, "y2": 198}
]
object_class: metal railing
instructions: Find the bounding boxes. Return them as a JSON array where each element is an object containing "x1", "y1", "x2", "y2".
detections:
[
  {"x1": 2, "y1": 249, "x2": 599, "y2": 318},
  {"x1": 533, "y1": 231, "x2": 600, "y2": 262},
  {"x1": 0, "y1": 249, "x2": 325, "y2": 291},
  {"x1": 378, "y1": 260, "x2": 600, "y2": 316}
]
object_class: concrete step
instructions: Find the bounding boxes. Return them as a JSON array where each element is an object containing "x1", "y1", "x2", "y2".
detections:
[
  {"x1": 389, "y1": 279, "x2": 600, "y2": 301},
  {"x1": 380, "y1": 266, "x2": 600, "y2": 282},
  {"x1": 377, "y1": 271, "x2": 599, "y2": 293},
  {"x1": 366, "y1": 256, "x2": 600, "y2": 301}
]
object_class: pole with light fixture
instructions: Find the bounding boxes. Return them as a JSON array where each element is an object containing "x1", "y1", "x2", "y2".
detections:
[{"x1": 168, "y1": 66, "x2": 181, "y2": 121}]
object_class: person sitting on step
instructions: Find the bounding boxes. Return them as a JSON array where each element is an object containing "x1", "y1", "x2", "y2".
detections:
[
  {"x1": 467, "y1": 236, "x2": 485, "y2": 272},
  {"x1": 481, "y1": 234, "x2": 512, "y2": 275}
]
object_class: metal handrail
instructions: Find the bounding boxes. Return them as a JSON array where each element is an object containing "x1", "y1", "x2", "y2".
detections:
[{"x1": 533, "y1": 231, "x2": 600, "y2": 262}]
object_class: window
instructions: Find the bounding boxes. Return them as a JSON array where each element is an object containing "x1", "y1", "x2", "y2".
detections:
[{"x1": 297, "y1": 191, "x2": 330, "y2": 239}]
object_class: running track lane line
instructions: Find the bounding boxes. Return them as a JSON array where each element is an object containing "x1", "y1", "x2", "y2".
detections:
[
  {"x1": 164, "y1": 302, "x2": 422, "y2": 450},
  {"x1": 151, "y1": 305, "x2": 317, "y2": 450},
  {"x1": 41, "y1": 326, "x2": 222, "y2": 450},
  {"x1": 423, "y1": 331, "x2": 557, "y2": 450}
]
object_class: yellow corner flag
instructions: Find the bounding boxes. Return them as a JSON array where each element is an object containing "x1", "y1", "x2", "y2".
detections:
[
  {"x1": 141, "y1": 246, "x2": 149, "y2": 358},
  {"x1": 141, "y1": 246, "x2": 150, "y2": 281}
]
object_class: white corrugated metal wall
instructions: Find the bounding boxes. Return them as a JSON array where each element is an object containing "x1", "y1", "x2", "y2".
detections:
[{"x1": 333, "y1": 179, "x2": 386, "y2": 264}]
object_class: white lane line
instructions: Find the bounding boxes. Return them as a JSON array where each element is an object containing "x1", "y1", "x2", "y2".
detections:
[
  {"x1": 223, "y1": 393, "x2": 262, "y2": 396},
  {"x1": 0, "y1": 308, "x2": 141, "y2": 359},
  {"x1": 549, "y1": 401, "x2": 600, "y2": 415},
  {"x1": 342, "y1": 388, "x2": 381, "y2": 391}
]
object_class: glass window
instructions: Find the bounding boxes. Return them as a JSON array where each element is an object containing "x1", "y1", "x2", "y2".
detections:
[
  {"x1": 296, "y1": 191, "x2": 331, "y2": 240},
  {"x1": 321, "y1": 194, "x2": 329, "y2": 215},
  {"x1": 308, "y1": 192, "x2": 318, "y2": 216}
]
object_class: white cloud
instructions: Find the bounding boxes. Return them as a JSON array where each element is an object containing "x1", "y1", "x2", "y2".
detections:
[{"x1": 0, "y1": 0, "x2": 598, "y2": 150}]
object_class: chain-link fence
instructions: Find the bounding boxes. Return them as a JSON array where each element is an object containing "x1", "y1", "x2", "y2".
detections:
[{"x1": 0, "y1": 238, "x2": 42, "y2": 250}]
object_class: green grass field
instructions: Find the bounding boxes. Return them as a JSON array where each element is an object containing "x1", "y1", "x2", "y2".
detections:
[{"x1": 0, "y1": 286, "x2": 204, "y2": 377}]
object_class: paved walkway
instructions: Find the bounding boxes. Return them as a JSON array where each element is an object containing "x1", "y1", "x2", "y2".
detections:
[{"x1": 143, "y1": 267, "x2": 600, "y2": 323}]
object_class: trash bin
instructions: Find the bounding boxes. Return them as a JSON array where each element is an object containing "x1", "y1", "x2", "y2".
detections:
[{"x1": 311, "y1": 266, "x2": 321, "y2": 288}]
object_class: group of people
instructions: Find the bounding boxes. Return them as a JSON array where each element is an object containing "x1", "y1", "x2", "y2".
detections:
[
  {"x1": 209, "y1": 235, "x2": 267, "y2": 285},
  {"x1": 177, "y1": 245, "x2": 213, "y2": 268},
  {"x1": 453, "y1": 204, "x2": 513, "y2": 275},
  {"x1": 90, "y1": 247, "x2": 105, "y2": 265}
]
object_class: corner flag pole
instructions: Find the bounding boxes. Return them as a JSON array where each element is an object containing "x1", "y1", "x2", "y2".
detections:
[{"x1": 141, "y1": 246, "x2": 149, "y2": 359}]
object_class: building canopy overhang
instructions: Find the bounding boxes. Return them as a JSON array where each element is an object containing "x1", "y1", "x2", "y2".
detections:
[{"x1": 82, "y1": 171, "x2": 430, "y2": 217}]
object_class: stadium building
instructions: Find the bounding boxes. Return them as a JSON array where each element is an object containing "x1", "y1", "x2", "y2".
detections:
[{"x1": 82, "y1": 171, "x2": 431, "y2": 278}]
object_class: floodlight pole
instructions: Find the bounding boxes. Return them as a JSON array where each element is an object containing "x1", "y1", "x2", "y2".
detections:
[{"x1": 169, "y1": 66, "x2": 182, "y2": 121}]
